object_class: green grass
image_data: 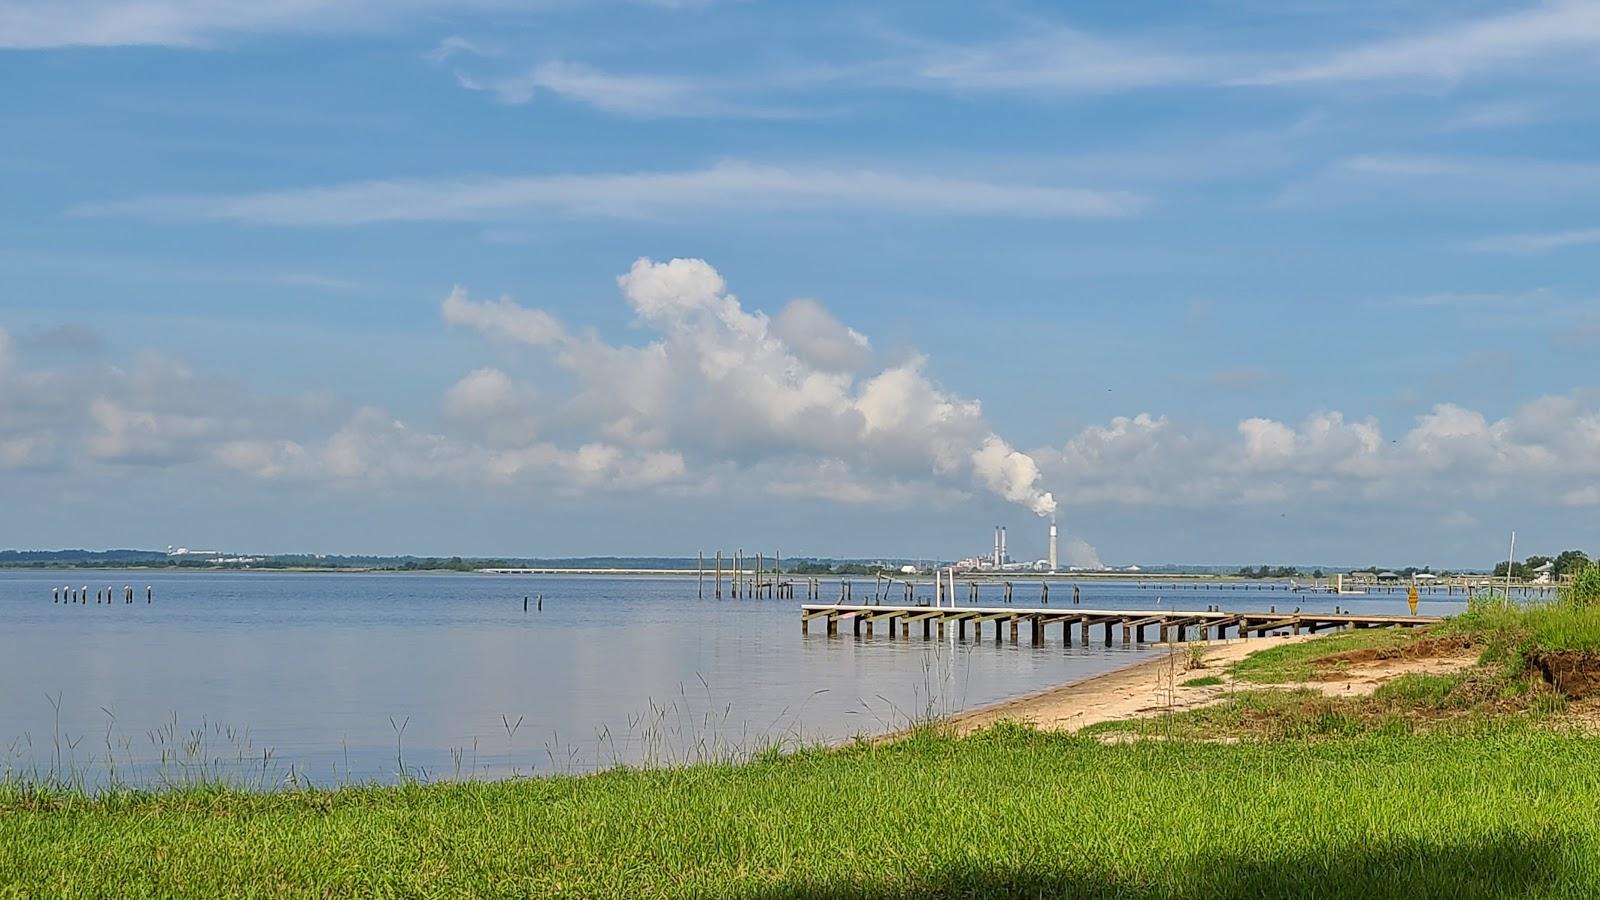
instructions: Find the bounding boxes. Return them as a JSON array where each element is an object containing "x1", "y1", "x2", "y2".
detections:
[
  {"x1": 5, "y1": 726, "x2": 1600, "y2": 897},
  {"x1": 1372, "y1": 672, "x2": 1467, "y2": 708},
  {"x1": 1181, "y1": 675, "x2": 1224, "y2": 687},
  {"x1": 1448, "y1": 594, "x2": 1600, "y2": 657},
  {"x1": 1229, "y1": 627, "x2": 1411, "y2": 683},
  {"x1": 1565, "y1": 564, "x2": 1600, "y2": 606}
]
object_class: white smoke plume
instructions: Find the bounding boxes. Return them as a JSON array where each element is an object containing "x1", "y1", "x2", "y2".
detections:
[
  {"x1": 443, "y1": 257, "x2": 1059, "y2": 516},
  {"x1": 1065, "y1": 537, "x2": 1104, "y2": 569}
]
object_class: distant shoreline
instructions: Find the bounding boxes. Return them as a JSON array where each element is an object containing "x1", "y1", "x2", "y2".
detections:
[{"x1": 0, "y1": 565, "x2": 1513, "y2": 587}]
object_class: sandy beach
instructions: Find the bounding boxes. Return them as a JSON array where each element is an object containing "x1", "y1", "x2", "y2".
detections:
[{"x1": 941, "y1": 633, "x2": 1480, "y2": 735}]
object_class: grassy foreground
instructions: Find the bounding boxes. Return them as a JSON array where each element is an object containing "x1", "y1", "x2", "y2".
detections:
[{"x1": 5, "y1": 724, "x2": 1600, "y2": 898}]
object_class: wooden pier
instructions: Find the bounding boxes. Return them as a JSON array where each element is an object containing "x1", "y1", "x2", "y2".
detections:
[{"x1": 800, "y1": 603, "x2": 1440, "y2": 644}]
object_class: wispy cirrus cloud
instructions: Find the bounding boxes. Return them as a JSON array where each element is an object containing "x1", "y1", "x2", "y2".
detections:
[
  {"x1": 1241, "y1": 0, "x2": 1600, "y2": 86},
  {"x1": 895, "y1": 26, "x2": 1222, "y2": 94},
  {"x1": 1275, "y1": 153, "x2": 1600, "y2": 208},
  {"x1": 454, "y1": 60, "x2": 805, "y2": 119},
  {"x1": 71, "y1": 161, "x2": 1146, "y2": 226},
  {"x1": 1467, "y1": 226, "x2": 1600, "y2": 254},
  {"x1": 0, "y1": 0, "x2": 479, "y2": 49},
  {"x1": 0, "y1": 0, "x2": 697, "y2": 49}
]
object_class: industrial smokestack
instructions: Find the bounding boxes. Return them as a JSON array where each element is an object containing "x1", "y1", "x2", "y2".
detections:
[
  {"x1": 1049, "y1": 521, "x2": 1058, "y2": 571},
  {"x1": 993, "y1": 526, "x2": 1001, "y2": 567},
  {"x1": 1000, "y1": 527, "x2": 1008, "y2": 565}
]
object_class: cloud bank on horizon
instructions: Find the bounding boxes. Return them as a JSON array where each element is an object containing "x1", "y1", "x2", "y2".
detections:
[{"x1": 3, "y1": 257, "x2": 1598, "y2": 545}]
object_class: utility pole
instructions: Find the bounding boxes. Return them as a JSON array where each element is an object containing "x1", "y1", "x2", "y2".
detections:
[{"x1": 1506, "y1": 530, "x2": 1517, "y2": 600}]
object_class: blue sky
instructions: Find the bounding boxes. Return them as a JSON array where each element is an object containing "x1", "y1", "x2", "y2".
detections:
[{"x1": 1, "y1": 0, "x2": 1597, "y2": 567}]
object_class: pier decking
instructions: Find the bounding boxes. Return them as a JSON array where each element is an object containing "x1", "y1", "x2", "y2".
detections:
[{"x1": 800, "y1": 603, "x2": 1440, "y2": 644}]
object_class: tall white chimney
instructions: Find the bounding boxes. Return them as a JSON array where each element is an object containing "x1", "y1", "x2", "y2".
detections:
[
  {"x1": 1049, "y1": 521, "x2": 1058, "y2": 571},
  {"x1": 1000, "y1": 527, "x2": 1008, "y2": 565},
  {"x1": 993, "y1": 526, "x2": 1001, "y2": 567}
]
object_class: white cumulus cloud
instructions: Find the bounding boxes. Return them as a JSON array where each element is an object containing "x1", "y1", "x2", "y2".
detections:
[{"x1": 443, "y1": 257, "x2": 1059, "y2": 517}]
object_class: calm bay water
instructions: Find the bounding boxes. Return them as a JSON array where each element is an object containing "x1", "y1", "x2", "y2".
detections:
[{"x1": 0, "y1": 570, "x2": 1462, "y2": 787}]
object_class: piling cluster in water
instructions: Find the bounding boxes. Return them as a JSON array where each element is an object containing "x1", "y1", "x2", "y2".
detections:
[{"x1": 52, "y1": 585, "x2": 153, "y2": 605}]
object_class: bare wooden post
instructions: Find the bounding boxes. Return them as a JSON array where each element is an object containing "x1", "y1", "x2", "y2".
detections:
[
  {"x1": 1009, "y1": 617, "x2": 1019, "y2": 642},
  {"x1": 1103, "y1": 621, "x2": 1113, "y2": 647},
  {"x1": 715, "y1": 551, "x2": 723, "y2": 599},
  {"x1": 1042, "y1": 582, "x2": 1049, "y2": 605},
  {"x1": 1081, "y1": 620, "x2": 1091, "y2": 644},
  {"x1": 698, "y1": 551, "x2": 704, "y2": 599},
  {"x1": 1032, "y1": 615, "x2": 1043, "y2": 646}
]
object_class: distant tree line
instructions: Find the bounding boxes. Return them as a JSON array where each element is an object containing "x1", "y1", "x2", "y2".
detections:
[
  {"x1": 1347, "y1": 566, "x2": 1447, "y2": 577},
  {"x1": 1494, "y1": 550, "x2": 1592, "y2": 580},
  {"x1": 1233, "y1": 566, "x2": 1324, "y2": 579},
  {"x1": 783, "y1": 561, "x2": 897, "y2": 576}
]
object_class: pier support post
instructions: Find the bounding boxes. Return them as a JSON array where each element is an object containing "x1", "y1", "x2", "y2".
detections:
[
  {"x1": 1009, "y1": 617, "x2": 1019, "y2": 643},
  {"x1": 1081, "y1": 620, "x2": 1091, "y2": 644},
  {"x1": 1104, "y1": 621, "x2": 1113, "y2": 647}
]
